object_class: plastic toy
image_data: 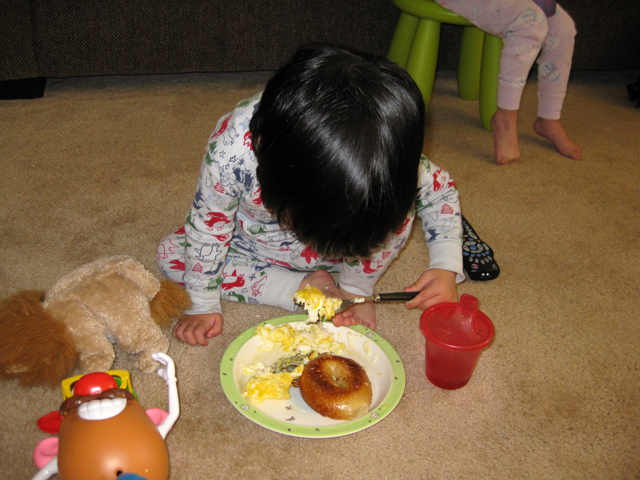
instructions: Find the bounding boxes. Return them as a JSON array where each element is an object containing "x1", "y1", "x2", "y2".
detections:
[
  {"x1": 32, "y1": 353, "x2": 179, "y2": 480},
  {"x1": 36, "y1": 370, "x2": 138, "y2": 434},
  {"x1": 0, "y1": 255, "x2": 191, "y2": 386},
  {"x1": 61, "y1": 370, "x2": 136, "y2": 400}
]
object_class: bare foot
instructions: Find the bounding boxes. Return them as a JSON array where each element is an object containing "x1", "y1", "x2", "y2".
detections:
[
  {"x1": 533, "y1": 117, "x2": 582, "y2": 160},
  {"x1": 299, "y1": 270, "x2": 340, "y2": 297},
  {"x1": 490, "y1": 108, "x2": 520, "y2": 165},
  {"x1": 333, "y1": 299, "x2": 376, "y2": 331}
]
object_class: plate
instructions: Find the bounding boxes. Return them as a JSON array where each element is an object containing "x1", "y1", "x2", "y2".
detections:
[{"x1": 220, "y1": 314, "x2": 405, "y2": 438}]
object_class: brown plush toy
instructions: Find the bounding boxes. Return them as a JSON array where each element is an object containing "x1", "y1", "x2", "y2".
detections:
[{"x1": 0, "y1": 255, "x2": 191, "y2": 387}]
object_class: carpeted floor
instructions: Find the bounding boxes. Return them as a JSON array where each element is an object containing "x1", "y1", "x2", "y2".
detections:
[{"x1": 1, "y1": 69, "x2": 638, "y2": 479}]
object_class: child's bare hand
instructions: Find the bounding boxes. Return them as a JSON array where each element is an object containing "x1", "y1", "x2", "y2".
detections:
[
  {"x1": 173, "y1": 313, "x2": 224, "y2": 346},
  {"x1": 403, "y1": 269, "x2": 458, "y2": 311}
]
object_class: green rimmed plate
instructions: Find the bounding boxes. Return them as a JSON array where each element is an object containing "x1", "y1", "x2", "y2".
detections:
[{"x1": 219, "y1": 314, "x2": 405, "y2": 438}]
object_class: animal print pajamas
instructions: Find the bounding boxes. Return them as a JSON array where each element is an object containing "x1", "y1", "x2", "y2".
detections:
[{"x1": 157, "y1": 94, "x2": 463, "y2": 315}]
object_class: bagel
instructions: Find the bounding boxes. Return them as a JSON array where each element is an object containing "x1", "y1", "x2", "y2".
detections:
[{"x1": 299, "y1": 354, "x2": 372, "y2": 420}]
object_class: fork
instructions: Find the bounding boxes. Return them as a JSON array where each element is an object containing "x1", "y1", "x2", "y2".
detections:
[{"x1": 334, "y1": 291, "x2": 419, "y2": 315}]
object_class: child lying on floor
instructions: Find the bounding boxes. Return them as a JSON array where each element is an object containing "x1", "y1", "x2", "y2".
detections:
[{"x1": 158, "y1": 44, "x2": 464, "y2": 346}]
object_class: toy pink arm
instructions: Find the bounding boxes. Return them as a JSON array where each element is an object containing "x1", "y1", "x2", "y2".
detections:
[
  {"x1": 32, "y1": 457, "x2": 58, "y2": 480},
  {"x1": 152, "y1": 353, "x2": 179, "y2": 439}
]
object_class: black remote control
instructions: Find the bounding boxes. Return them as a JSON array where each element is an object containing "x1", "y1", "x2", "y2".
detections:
[{"x1": 461, "y1": 215, "x2": 500, "y2": 281}]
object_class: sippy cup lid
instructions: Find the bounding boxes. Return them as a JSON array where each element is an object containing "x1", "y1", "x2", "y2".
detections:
[{"x1": 420, "y1": 294, "x2": 495, "y2": 352}]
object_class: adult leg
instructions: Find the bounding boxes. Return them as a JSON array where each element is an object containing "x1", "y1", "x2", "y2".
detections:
[{"x1": 532, "y1": 4, "x2": 582, "y2": 160}]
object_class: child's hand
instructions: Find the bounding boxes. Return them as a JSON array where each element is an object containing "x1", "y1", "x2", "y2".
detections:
[
  {"x1": 173, "y1": 313, "x2": 224, "y2": 346},
  {"x1": 403, "y1": 269, "x2": 458, "y2": 311}
]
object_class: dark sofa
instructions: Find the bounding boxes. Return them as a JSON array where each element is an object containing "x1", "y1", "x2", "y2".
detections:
[{"x1": 1, "y1": 0, "x2": 638, "y2": 98}]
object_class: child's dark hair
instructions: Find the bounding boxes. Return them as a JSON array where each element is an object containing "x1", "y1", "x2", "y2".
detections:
[{"x1": 250, "y1": 44, "x2": 425, "y2": 258}]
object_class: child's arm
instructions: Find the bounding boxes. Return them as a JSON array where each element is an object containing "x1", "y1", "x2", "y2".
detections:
[
  {"x1": 336, "y1": 156, "x2": 463, "y2": 317},
  {"x1": 391, "y1": 155, "x2": 464, "y2": 310},
  {"x1": 415, "y1": 155, "x2": 465, "y2": 282},
  {"x1": 182, "y1": 107, "x2": 250, "y2": 318},
  {"x1": 182, "y1": 156, "x2": 238, "y2": 317}
]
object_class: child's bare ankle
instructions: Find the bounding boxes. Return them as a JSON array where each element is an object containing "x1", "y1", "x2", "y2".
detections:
[{"x1": 491, "y1": 108, "x2": 520, "y2": 165}]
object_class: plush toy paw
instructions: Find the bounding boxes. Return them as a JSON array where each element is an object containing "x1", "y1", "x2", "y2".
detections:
[
  {"x1": 137, "y1": 352, "x2": 163, "y2": 373},
  {"x1": 79, "y1": 353, "x2": 117, "y2": 376}
]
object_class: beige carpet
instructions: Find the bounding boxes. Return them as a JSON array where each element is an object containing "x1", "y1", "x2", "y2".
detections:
[{"x1": 1, "y1": 69, "x2": 638, "y2": 479}]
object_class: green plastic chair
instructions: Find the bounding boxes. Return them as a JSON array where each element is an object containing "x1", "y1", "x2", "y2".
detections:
[{"x1": 388, "y1": 0, "x2": 503, "y2": 131}]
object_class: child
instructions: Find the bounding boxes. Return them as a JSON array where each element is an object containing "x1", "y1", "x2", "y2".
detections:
[
  {"x1": 158, "y1": 44, "x2": 464, "y2": 346},
  {"x1": 434, "y1": 0, "x2": 582, "y2": 164}
]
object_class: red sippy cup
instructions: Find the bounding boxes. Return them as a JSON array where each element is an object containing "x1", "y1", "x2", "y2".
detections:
[{"x1": 420, "y1": 293, "x2": 495, "y2": 390}]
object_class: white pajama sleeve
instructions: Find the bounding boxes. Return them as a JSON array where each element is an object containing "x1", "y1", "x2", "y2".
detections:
[
  {"x1": 415, "y1": 156, "x2": 465, "y2": 283},
  {"x1": 183, "y1": 132, "x2": 240, "y2": 315}
]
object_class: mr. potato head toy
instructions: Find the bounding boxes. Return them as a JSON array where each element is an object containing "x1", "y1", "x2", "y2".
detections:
[{"x1": 32, "y1": 353, "x2": 179, "y2": 480}]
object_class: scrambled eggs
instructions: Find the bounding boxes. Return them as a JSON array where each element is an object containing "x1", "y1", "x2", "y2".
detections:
[
  {"x1": 243, "y1": 367, "x2": 303, "y2": 404},
  {"x1": 254, "y1": 322, "x2": 345, "y2": 355},
  {"x1": 292, "y1": 285, "x2": 343, "y2": 321},
  {"x1": 242, "y1": 322, "x2": 345, "y2": 404}
]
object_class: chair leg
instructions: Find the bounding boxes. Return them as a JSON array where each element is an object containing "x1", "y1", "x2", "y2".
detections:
[
  {"x1": 458, "y1": 26, "x2": 484, "y2": 101},
  {"x1": 479, "y1": 33, "x2": 503, "y2": 131},
  {"x1": 405, "y1": 18, "x2": 441, "y2": 111},
  {"x1": 388, "y1": 12, "x2": 420, "y2": 69}
]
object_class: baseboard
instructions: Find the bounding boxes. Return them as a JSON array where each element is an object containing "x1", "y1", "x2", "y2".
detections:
[{"x1": 0, "y1": 77, "x2": 47, "y2": 100}]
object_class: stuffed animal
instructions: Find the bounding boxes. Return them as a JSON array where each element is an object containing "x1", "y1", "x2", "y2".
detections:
[{"x1": 0, "y1": 256, "x2": 191, "y2": 386}]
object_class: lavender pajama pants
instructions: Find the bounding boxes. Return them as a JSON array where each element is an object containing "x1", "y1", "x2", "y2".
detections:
[{"x1": 436, "y1": 0, "x2": 576, "y2": 119}]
